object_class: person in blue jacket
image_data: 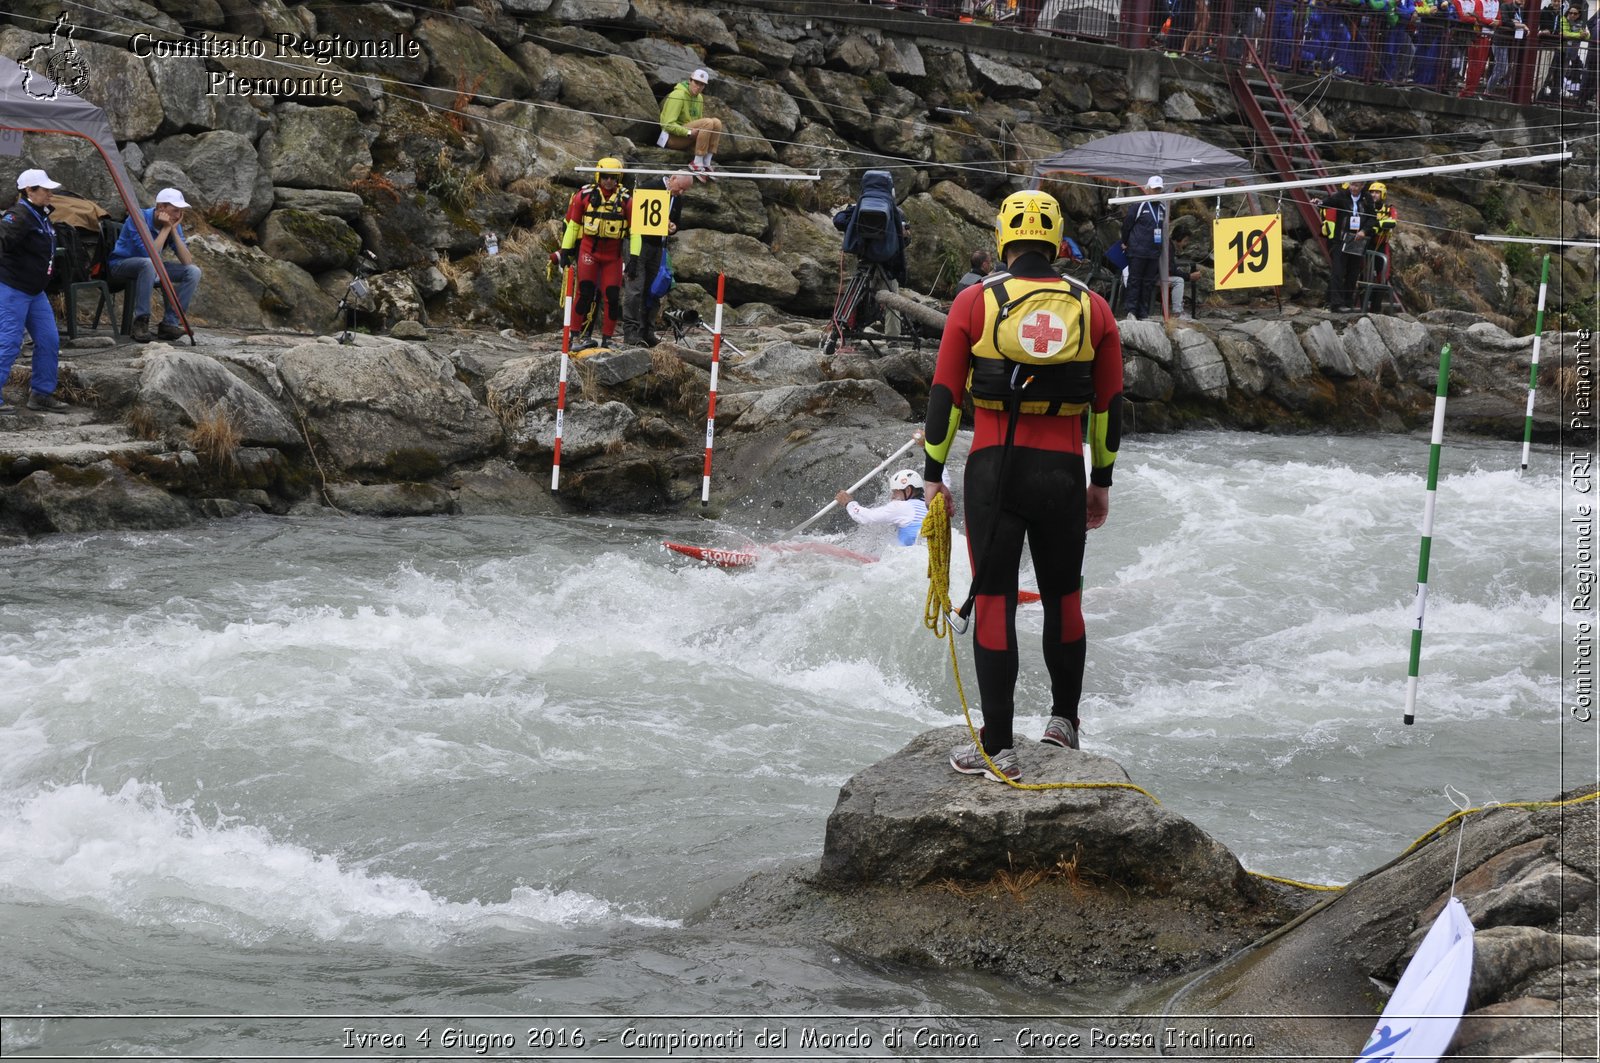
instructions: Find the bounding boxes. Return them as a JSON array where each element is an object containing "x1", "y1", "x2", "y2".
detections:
[
  {"x1": 0, "y1": 168, "x2": 70, "y2": 414},
  {"x1": 108, "y1": 187, "x2": 202, "y2": 342},
  {"x1": 1119, "y1": 175, "x2": 1166, "y2": 320}
]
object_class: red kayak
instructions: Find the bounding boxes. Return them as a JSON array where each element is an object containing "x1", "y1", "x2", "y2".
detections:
[
  {"x1": 663, "y1": 540, "x2": 878, "y2": 567},
  {"x1": 662, "y1": 540, "x2": 1042, "y2": 603}
]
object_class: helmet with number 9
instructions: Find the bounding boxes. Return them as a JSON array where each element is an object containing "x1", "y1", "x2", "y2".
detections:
[{"x1": 995, "y1": 190, "x2": 1062, "y2": 260}]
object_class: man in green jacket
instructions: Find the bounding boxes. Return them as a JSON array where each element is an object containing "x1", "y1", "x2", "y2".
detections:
[{"x1": 657, "y1": 68, "x2": 724, "y2": 179}]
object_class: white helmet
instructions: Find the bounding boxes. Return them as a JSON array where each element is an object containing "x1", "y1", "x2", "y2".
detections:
[{"x1": 889, "y1": 469, "x2": 924, "y2": 492}]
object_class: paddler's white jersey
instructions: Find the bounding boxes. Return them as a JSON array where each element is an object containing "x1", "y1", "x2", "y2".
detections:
[{"x1": 844, "y1": 497, "x2": 928, "y2": 547}]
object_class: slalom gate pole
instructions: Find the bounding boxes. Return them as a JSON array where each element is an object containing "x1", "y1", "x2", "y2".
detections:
[
  {"x1": 786, "y1": 431, "x2": 924, "y2": 537},
  {"x1": 1520, "y1": 254, "x2": 1550, "y2": 473},
  {"x1": 1406, "y1": 343, "x2": 1452, "y2": 726},
  {"x1": 700, "y1": 272, "x2": 726, "y2": 505},
  {"x1": 551, "y1": 265, "x2": 574, "y2": 492}
]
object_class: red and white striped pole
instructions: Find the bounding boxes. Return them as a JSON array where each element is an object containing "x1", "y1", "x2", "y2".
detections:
[
  {"x1": 551, "y1": 264, "x2": 574, "y2": 491},
  {"x1": 700, "y1": 272, "x2": 726, "y2": 505}
]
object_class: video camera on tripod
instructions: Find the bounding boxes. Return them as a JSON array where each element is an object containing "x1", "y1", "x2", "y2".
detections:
[{"x1": 336, "y1": 250, "x2": 379, "y2": 345}]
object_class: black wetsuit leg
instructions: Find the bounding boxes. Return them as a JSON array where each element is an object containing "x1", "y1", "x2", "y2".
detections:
[{"x1": 964, "y1": 446, "x2": 1088, "y2": 753}]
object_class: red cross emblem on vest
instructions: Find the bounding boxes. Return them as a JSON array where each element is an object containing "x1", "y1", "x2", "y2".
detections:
[{"x1": 1019, "y1": 310, "x2": 1065, "y2": 356}]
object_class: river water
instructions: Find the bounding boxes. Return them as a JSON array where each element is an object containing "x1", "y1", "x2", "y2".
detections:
[{"x1": 0, "y1": 430, "x2": 1582, "y2": 1058}]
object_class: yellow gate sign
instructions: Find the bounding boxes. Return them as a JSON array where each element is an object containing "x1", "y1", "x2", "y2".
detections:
[
  {"x1": 1212, "y1": 214, "x2": 1282, "y2": 290},
  {"x1": 632, "y1": 189, "x2": 670, "y2": 238}
]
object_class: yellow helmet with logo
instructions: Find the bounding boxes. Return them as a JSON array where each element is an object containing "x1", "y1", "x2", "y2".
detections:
[
  {"x1": 995, "y1": 190, "x2": 1062, "y2": 259},
  {"x1": 1368, "y1": 181, "x2": 1387, "y2": 198},
  {"x1": 594, "y1": 157, "x2": 624, "y2": 182}
]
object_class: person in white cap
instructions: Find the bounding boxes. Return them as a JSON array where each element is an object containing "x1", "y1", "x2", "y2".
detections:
[
  {"x1": 107, "y1": 186, "x2": 202, "y2": 342},
  {"x1": 657, "y1": 68, "x2": 724, "y2": 180},
  {"x1": 0, "y1": 168, "x2": 72, "y2": 414},
  {"x1": 1118, "y1": 175, "x2": 1167, "y2": 320},
  {"x1": 835, "y1": 469, "x2": 929, "y2": 548}
]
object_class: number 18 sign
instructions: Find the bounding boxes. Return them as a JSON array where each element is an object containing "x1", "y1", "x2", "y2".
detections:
[{"x1": 1212, "y1": 214, "x2": 1282, "y2": 290}]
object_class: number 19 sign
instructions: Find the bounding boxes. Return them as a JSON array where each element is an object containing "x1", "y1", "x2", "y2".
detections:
[{"x1": 1212, "y1": 214, "x2": 1282, "y2": 290}]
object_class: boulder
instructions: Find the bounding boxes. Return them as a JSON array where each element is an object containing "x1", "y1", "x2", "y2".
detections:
[
  {"x1": 514, "y1": 399, "x2": 639, "y2": 462},
  {"x1": 1118, "y1": 318, "x2": 1175, "y2": 367},
  {"x1": 185, "y1": 236, "x2": 336, "y2": 334},
  {"x1": 450, "y1": 459, "x2": 563, "y2": 516},
  {"x1": 1341, "y1": 315, "x2": 1396, "y2": 379},
  {"x1": 1231, "y1": 318, "x2": 1315, "y2": 380},
  {"x1": 820, "y1": 728, "x2": 1251, "y2": 899},
  {"x1": 727, "y1": 379, "x2": 912, "y2": 432},
  {"x1": 1123, "y1": 354, "x2": 1174, "y2": 402},
  {"x1": 966, "y1": 52, "x2": 1042, "y2": 97},
  {"x1": 630, "y1": 0, "x2": 739, "y2": 51},
  {"x1": 1172, "y1": 328, "x2": 1229, "y2": 398},
  {"x1": 134, "y1": 348, "x2": 300, "y2": 447},
  {"x1": 258, "y1": 104, "x2": 373, "y2": 191},
  {"x1": 270, "y1": 188, "x2": 366, "y2": 221},
  {"x1": 324, "y1": 482, "x2": 455, "y2": 517},
  {"x1": 74, "y1": 41, "x2": 164, "y2": 142},
  {"x1": 673, "y1": 230, "x2": 798, "y2": 305},
  {"x1": 480, "y1": 101, "x2": 613, "y2": 188},
  {"x1": 276, "y1": 338, "x2": 503, "y2": 473},
  {"x1": 1301, "y1": 319, "x2": 1356, "y2": 377},
  {"x1": 146, "y1": 130, "x2": 274, "y2": 225},
  {"x1": 414, "y1": 17, "x2": 529, "y2": 101},
  {"x1": 258, "y1": 209, "x2": 362, "y2": 273},
  {"x1": 4, "y1": 462, "x2": 193, "y2": 534}
]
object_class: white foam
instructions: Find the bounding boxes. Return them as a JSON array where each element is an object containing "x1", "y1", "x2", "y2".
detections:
[{"x1": 0, "y1": 780, "x2": 676, "y2": 946}]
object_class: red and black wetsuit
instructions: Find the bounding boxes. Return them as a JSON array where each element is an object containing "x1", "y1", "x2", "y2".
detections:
[{"x1": 922, "y1": 251, "x2": 1124, "y2": 753}]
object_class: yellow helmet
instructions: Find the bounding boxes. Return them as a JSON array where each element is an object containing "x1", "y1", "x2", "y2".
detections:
[
  {"x1": 594, "y1": 157, "x2": 624, "y2": 182},
  {"x1": 995, "y1": 190, "x2": 1062, "y2": 258},
  {"x1": 1368, "y1": 181, "x2": 1387, "y2": 198}
]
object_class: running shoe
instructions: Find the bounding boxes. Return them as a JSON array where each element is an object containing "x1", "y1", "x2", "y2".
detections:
[
  {"x1": 950, "y1": 742, "x2": 1020, "y2": 782},
  {"x1": 1040, "y1": 716, "x2": 1079, "y2": 750}
]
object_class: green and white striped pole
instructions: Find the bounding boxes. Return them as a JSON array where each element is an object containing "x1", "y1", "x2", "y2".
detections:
[
  {"x1": 1520, "y1": 254, "x2": 1551, "y2": 473},
  {"x1": 1406, "y1": 343, "x2": 1452, "y2": 726}
]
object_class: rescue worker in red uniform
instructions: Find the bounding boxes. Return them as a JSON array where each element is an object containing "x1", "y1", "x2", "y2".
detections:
[
  {"x1": 560, "y1": 157, "x2": 631, "y2": 348},
  {"x1": 921, "y1": 190, "x2": 1125, "y2": 783}
]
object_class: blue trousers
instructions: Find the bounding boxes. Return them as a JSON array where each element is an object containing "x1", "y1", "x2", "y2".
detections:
[
  {"x1": 0, "y1": 281, "x2": 60, "y2": 397},
  {"x1": 109, "y1": 258, "x2": 202, "y2": 325}
]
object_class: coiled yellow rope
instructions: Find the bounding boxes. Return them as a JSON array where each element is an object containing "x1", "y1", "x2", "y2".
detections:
[{"x1": 918, "y1": 492, "x2": 1600, "y2": 894}]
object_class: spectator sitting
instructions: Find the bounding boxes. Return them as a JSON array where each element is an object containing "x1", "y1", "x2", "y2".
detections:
[
  {"x1": 657, "y1": 68, "x2": 725, "y2": 180},
  {"x1": 955, "y1": 249, "x2": 992, "y2": 293},
  {"x1": 108, "y1": 187, "x2": 201, "y2": 342},
  {"x1": 1165, "y1": 228, "x2": 1202, "y2": 320}
]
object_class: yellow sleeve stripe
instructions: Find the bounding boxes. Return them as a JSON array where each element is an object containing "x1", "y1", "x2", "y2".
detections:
[{"x1": 925, "y1": 406, "x2": 962, "y2": 467}]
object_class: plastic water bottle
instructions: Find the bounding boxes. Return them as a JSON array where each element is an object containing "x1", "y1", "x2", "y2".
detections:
[{"x1": 484, "y1": 231, "x2": 499, "y2": 255}]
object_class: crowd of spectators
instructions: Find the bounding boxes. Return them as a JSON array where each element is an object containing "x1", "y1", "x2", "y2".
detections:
[{"x1": 856, "y1": 0, "x2": 1597, "y2": 107}]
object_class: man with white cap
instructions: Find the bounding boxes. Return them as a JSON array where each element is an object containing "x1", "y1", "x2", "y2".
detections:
[
  {"x1": 0, "y1": 168, "x2": 71, "y2": 414},
  {"x1": 1118, "y1": 175, "x2": 1167, "y2": 320},
  {"x1": 657, "y1": 68, "x2": 725, "y2": 180},
  {"x1": 108, "y1": 186, "x2": 202, "y2": 342}
]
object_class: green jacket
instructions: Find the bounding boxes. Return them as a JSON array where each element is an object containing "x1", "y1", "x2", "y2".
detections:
[{"x1": 658, "y1": 81, "x2": 704, "y2": 138}]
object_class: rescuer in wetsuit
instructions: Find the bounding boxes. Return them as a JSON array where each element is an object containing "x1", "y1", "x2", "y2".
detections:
[
  {"x1": 922, "y1": 190, "x2": 1124, "y2": 783},
  {"x1": 560, "y1": 157, "x2": 631, "y2": 347}
]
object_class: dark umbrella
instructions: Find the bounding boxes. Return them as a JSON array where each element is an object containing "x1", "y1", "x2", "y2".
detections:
[{"x1": 1033, "y1": 131, "x2": 1253, "y2": 187}]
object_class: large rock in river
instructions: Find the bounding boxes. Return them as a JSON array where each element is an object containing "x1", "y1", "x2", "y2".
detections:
[{"x1": 703, "y1": 727, "x2": 1310, "y2": 986}]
